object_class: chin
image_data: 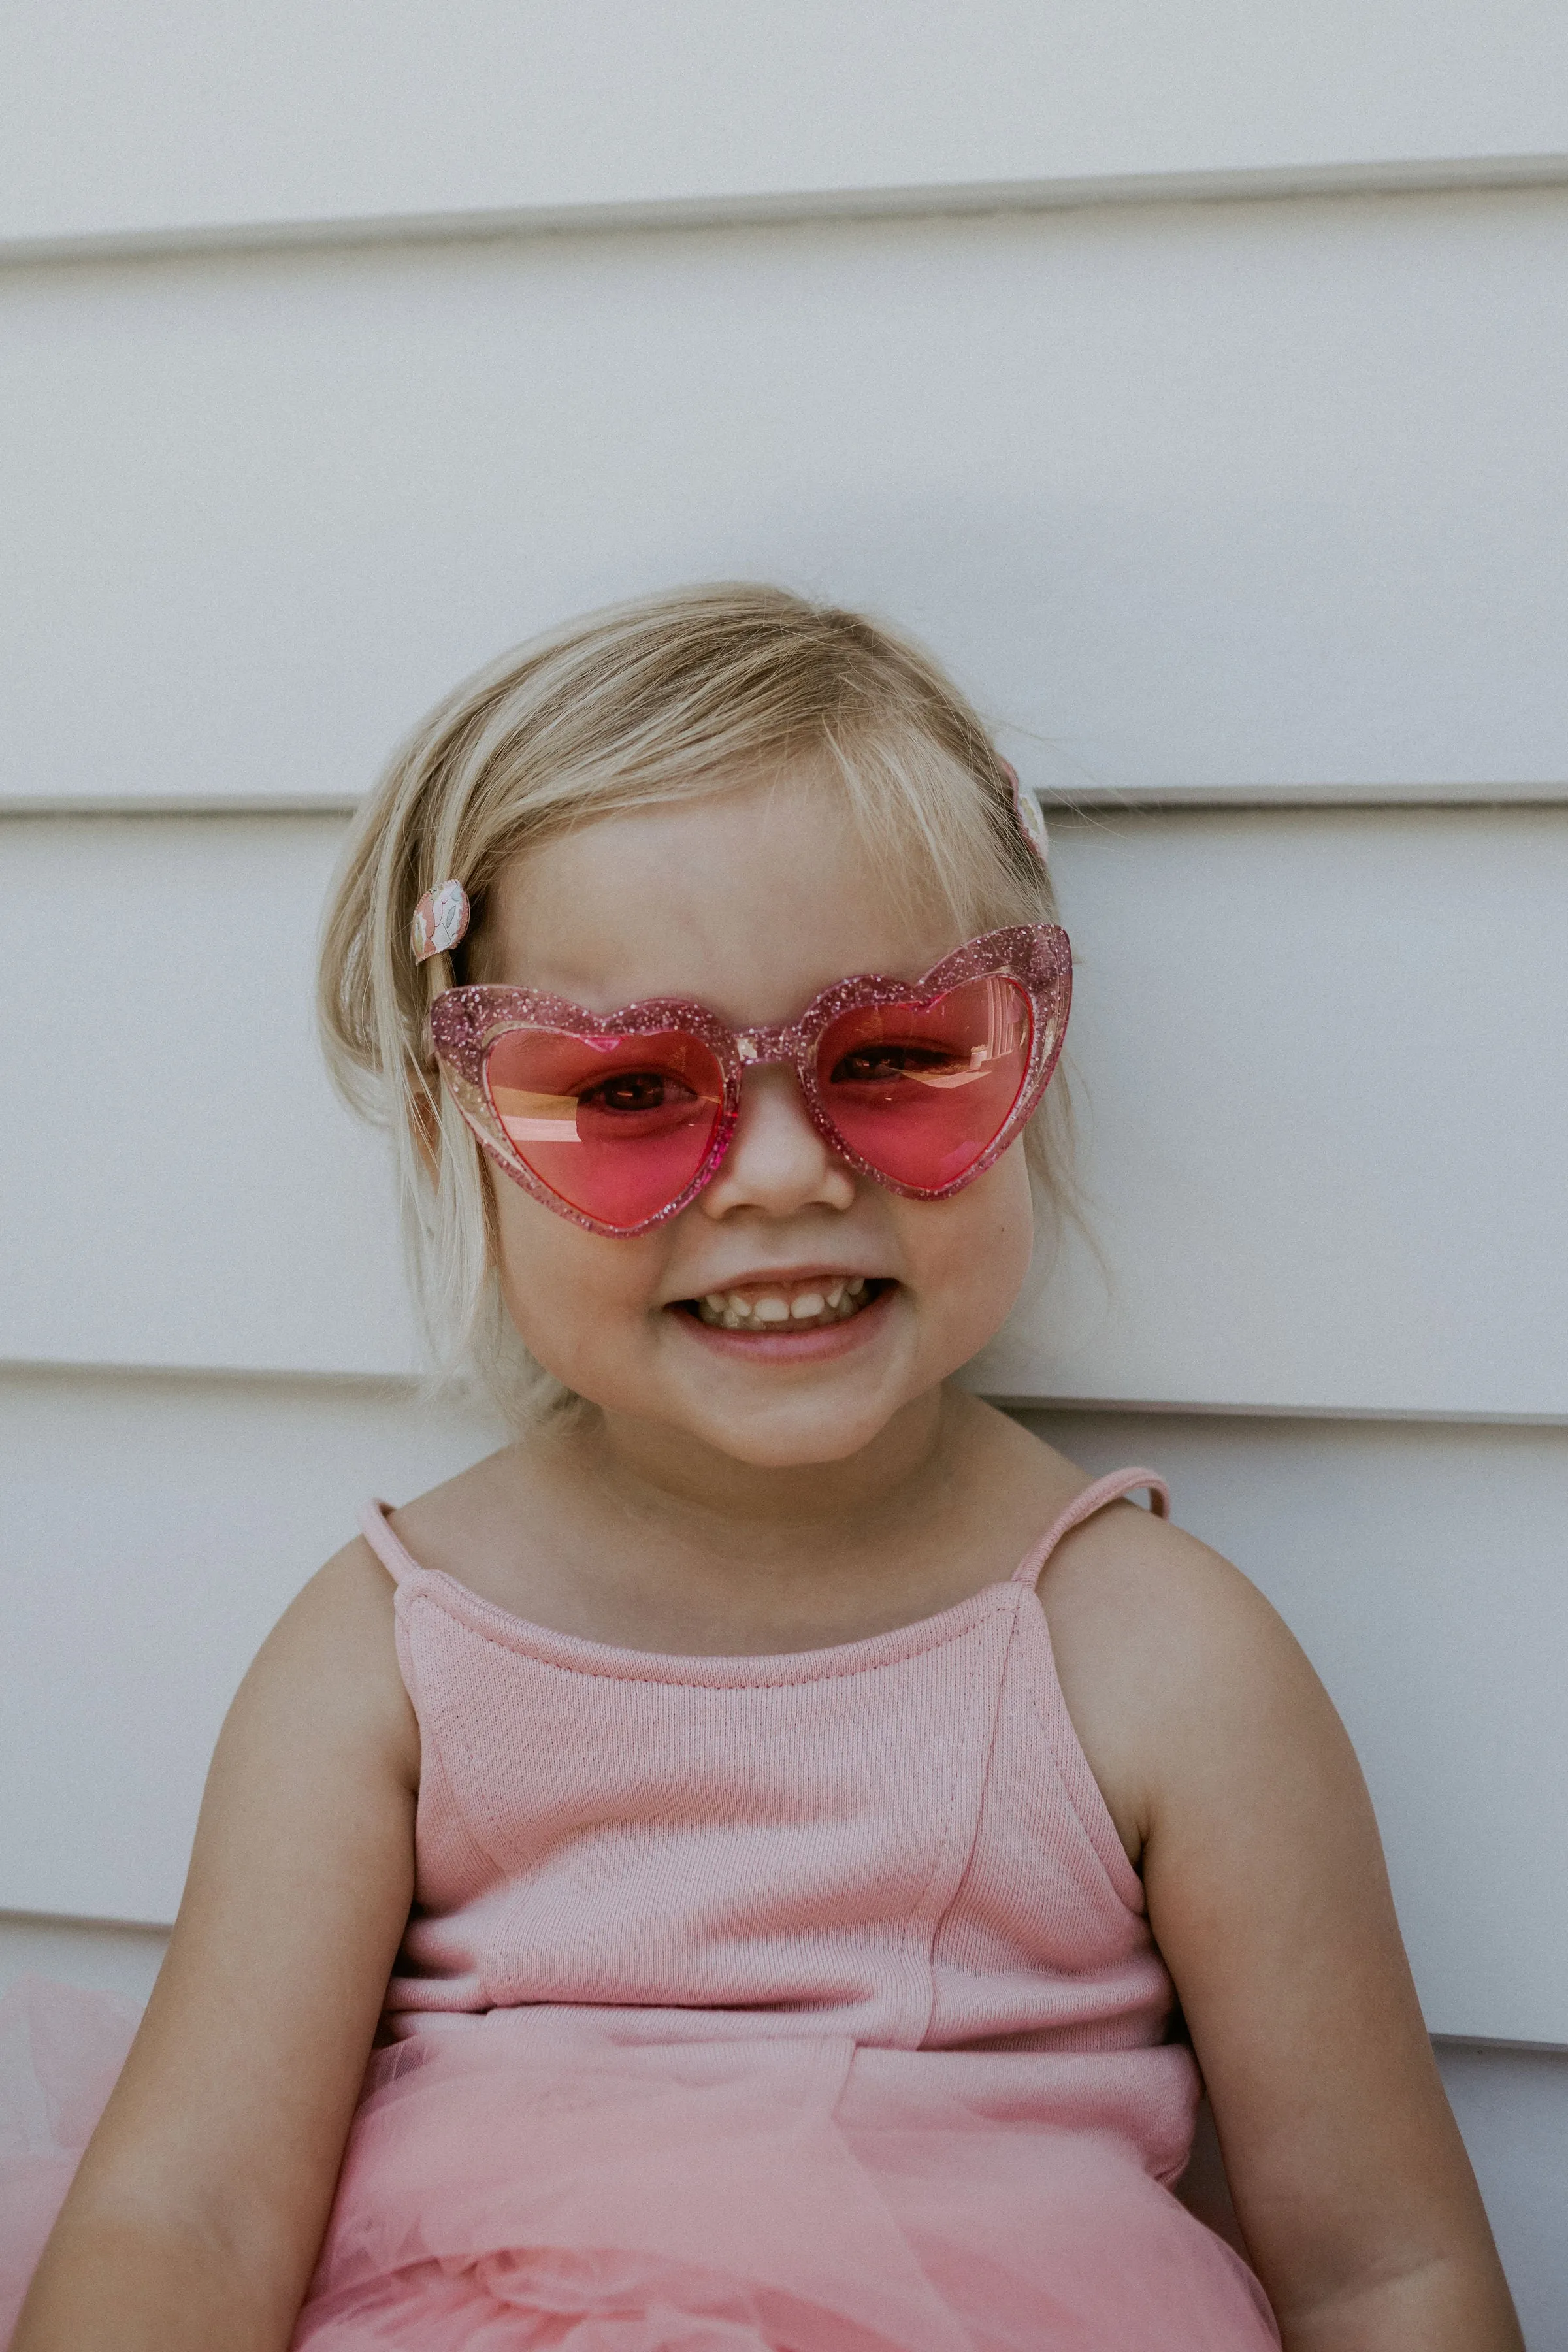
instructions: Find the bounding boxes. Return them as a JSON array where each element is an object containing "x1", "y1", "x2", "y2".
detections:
[
  {"x1": 708, "y1": 1421, "x2": 894, "y2": 1472},
  {"x1": 683, "y1": 1387, "x2": 906, "y2": 1470}
]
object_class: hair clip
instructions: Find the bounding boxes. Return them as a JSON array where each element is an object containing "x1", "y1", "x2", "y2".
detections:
[
  {"x1": 999, "y1": 760, "x2": 1050, "y2": 868},
  {"x1": 412, "y1": 879, "x2": 471, "y2": 963}
]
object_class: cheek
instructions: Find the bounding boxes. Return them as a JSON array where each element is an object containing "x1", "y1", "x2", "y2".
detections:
[
  {"x1": 910, "y1": 1149, "x2": 1036, "y2": 1339},
  {"x1": 488, "y1": 1171, "x2": 663, "y2": 1379}
]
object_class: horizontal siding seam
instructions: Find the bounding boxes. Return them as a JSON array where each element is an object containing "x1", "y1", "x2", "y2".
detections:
[
  {"x1": 4, "y1": 149, "x2": 1568, "y2": 267},
  {"x1": 7, "y1": 784, "x2": 1568, "y2": 817}
]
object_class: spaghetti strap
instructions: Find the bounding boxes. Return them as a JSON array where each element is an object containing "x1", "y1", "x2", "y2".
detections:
[
  {"x1": 1009, "y1": 1467, "x2": 1171, "y2": 1588},
  {"x1": 358, "y1": 1497, "x2": 425, "y2": 1588}
]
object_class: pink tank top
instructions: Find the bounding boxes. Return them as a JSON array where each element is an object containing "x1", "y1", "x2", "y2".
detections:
[
  {"x1": 1, "y1": 1469, "x2": 1277, "y2": 2351},
  {"x1": 357, "y1": 1466, "x2": 1201, "y2": 2186}
]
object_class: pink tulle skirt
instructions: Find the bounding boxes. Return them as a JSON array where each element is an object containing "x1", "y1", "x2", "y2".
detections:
[
  {"x1": 0, "y1": 1978, "x2": 140, "y2": 2344},
  {"x1": 1, "y1": 1984, "x2": 1279, "y2": 2350}
]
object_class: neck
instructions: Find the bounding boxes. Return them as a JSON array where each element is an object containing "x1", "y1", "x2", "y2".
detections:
[{"x1": 561, "y1": 1384, "x2": 960, "y2": 1561}]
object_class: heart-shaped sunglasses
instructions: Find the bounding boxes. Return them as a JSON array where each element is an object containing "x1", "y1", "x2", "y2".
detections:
[{"x1": 427, "y1": 923, "x2": 1071, "y2": 1237}]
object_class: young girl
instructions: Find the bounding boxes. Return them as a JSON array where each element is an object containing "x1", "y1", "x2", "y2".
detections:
[{"x1": 8, "y1": 587, "x2": 1520, "y2": 2350}]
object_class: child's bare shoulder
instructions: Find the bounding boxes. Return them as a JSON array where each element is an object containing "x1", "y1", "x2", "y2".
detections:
[
  {"x1": 371, "y1": 1441, "x2": 556, "y2": 1605},
  {"x1": 215, "y1": 1528, "x2": 423, "y2": 1806},
  {"x1": 1034, "y1": 1470, "x2": 1331, "y2": 1863},
  {"x1": 276, "y1": 1525, "x2": 401, "y2": 1649},
  {"x1": 1043, "y1": 1483, "x2": 1284, "y2": 1654}
]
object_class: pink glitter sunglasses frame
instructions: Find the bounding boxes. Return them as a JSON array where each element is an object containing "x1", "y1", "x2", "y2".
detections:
[{"x1": 428, "y1": 923, "x2": 1071, "y2": 1237}]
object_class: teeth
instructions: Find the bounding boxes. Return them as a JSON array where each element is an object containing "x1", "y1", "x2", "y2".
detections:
[{"x1": 692, "y1": 1279, "x2": 879, "y2": 1329}]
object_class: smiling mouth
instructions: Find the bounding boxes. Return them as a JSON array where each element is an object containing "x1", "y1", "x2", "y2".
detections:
[{"x1": 682, "y1": 1277, "x2": 890, "y2": 1333}]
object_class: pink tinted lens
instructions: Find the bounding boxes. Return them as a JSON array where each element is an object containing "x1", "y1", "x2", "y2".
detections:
[
  {"x1": 484, "y1": 1026, "x2": 725, "y2": 1228},
  {"x1": 816, "y1": 975, "x2": 1033, "y2": 1190}
]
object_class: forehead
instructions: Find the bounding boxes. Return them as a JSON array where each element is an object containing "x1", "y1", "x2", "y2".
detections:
[{"x1": 484, "y1": 774, "x2": 962, "y2": 1024}]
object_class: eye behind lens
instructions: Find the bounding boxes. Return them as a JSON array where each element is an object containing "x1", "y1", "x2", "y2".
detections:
[
  {"x1": 580, "y1": 1071, "x2": 698, "y2": 1115},
  {"x1": 828, "y1": 1044, "x2": 958, "y2": 1087},
  {"x1": 814, "y1": 976, "x2": 1036, "y2": 1190}
]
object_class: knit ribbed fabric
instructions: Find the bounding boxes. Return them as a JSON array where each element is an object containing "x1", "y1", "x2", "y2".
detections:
[
  {"x1": 287, "y1": 1470, "x2": 1279, "y2": 2349},
  {"x1": 376, "y1": 1471, "x2": 1172, "y2": 2058}
]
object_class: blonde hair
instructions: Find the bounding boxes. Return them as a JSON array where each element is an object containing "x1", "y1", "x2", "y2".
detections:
[{"x1": 318, "y1": 583, "x2": 1073, "y2": 1424}]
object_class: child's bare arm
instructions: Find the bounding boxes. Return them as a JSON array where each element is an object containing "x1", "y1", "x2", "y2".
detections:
[
  {"x1": 13, "y1": 1539, "x2": 418, "y2": 2352},
  {"x1": 1061, "y1": 1514, "x2": 1521, "y2": 2351}
]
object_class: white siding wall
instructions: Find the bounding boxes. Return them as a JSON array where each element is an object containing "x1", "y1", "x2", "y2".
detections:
[
  {"x1": 1, "y1": 8, "x2": 1563, "y2": 2338},
  {"x1": 5, "y1": 0, "x2": 1567, "y2": 251}
]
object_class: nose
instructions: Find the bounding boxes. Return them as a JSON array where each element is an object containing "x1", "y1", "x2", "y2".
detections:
[{"x1": 698, "y1": 1066, "x2": 856, "y2": 1220}]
